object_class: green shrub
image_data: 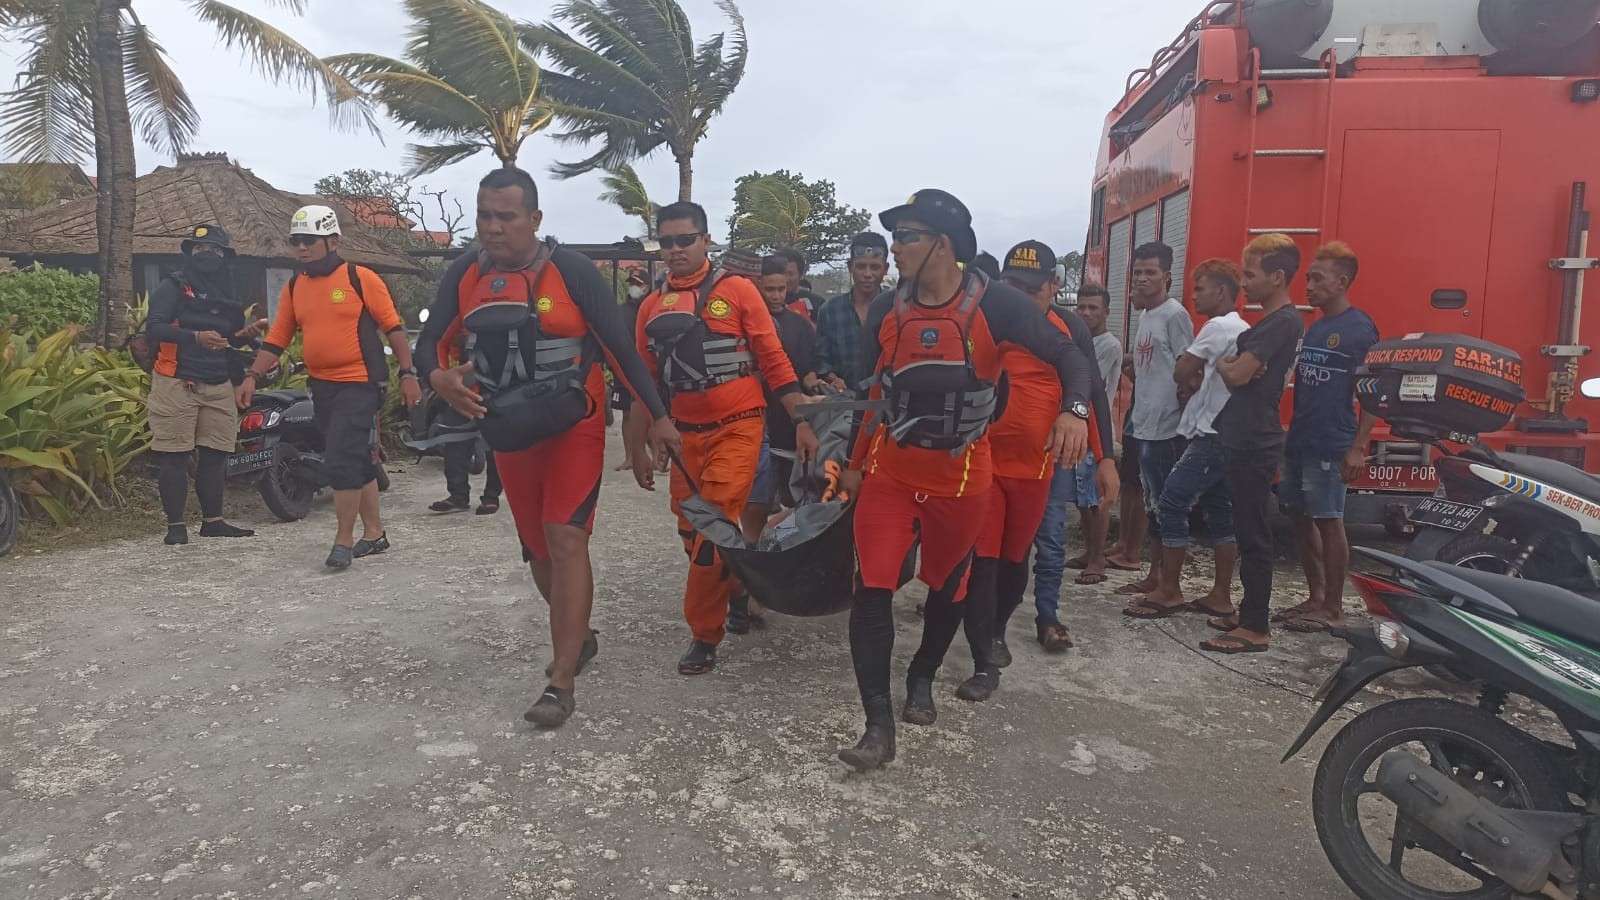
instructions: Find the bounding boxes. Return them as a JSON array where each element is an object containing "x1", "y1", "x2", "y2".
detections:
[
  {"x1": 0, "y1": 323, "x2": 150, "y2": 525},
  {"x1": 0, "y1": 265, "x2": 99, "y2": 336}
]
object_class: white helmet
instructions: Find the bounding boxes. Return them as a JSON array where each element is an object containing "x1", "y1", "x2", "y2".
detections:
[{"x1": 290, "y1": 204, "x2": 341, "y2": 237}]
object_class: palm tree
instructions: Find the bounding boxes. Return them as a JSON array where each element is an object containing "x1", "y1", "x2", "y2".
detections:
[
  {"x1": 596, "y1": 163, "x2": 657, "y2": 238},
  {"x1": 729, "y1": 175, "x2": 812, "y2": 252},
  {"x1": 325, "y1": 0, "x2": 554, "y2": 174},
  {"x1": 0, "y1": 0, "x2": 370, "y2": 345},
  {"x1": 529, "y1": 0, "x2": 748, "y2": 202}
]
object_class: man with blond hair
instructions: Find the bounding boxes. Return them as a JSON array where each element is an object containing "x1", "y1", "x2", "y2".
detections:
[
  {"x1": 1201, "y1": 234, "x2": 1305, "y2": 654},
  {"x1": 1273, "y1": 241, "x2": 1379, "y2": 634}
]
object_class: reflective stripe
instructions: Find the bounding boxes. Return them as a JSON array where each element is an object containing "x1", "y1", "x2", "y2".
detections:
[{"x1": 534, "y1": 337, "x2": 585, "y2": 367}]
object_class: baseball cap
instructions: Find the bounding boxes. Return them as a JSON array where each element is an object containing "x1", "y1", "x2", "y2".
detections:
[
  {"x1": 1001, "y1": 240, "x2": 1058, "y2": 291},
  {"x1": 879, "y1": 189, "x2": 978, "y2": 264}
]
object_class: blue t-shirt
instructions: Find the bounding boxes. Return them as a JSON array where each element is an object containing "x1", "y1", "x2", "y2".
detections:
[{"x1": 1287, "y1": 306, "x2": 1379, "y2": 458}]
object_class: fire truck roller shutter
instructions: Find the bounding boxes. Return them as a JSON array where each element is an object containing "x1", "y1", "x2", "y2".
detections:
[
  {"x1": 1478, "y1": 0, "x2": 1600, "y2": 54},
  {"x1": 1106, "y1": 218, "x2": 1133, "y2": 352},
  {"x1": 1160, "y1": 190, "x2": 1191, "y2": 308},
  {"x1": 1129, "y1": 204, "x2": 1160, "y2": 348}
]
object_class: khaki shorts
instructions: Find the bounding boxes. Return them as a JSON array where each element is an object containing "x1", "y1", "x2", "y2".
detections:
[{"x1": 148, "y1": 373, "x2": 238, "y2": 453}]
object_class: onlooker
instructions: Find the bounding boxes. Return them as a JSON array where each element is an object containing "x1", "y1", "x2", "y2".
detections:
[
  {"x1": 1034, "y1": 283, "x2": 1120, "y2": 608},
  {"x1": 1115, "y1": 242, "x2": 1194, "y2": 598},
  {"x1": 1105, "y1": 354, "x2": 1145, "y2": 571},
  {"x1": 1274, "y1": 241, "x2": 1379, "y2": 633},
  {"x1": 1202, "y1": 234, "x2": 1306, "y2": 654},
  {"x1": 242, "y1": 205, "x2": 423, "y2": 569},
  {"x1": 774, "y1": 247, "x2": 824, "y2": 321},
  {"x1": 740, "y1": 254, "x2": 820, "y2": 548},
  {"x1": 1124, "y1": 259, "x2": 1247, "y2": 619},
  {"x1": 145, "y1": 224, "x2": 265, "y2": 545},
  {"x1": 814, "y1": 232, "x2": 888, "y2": 394}
]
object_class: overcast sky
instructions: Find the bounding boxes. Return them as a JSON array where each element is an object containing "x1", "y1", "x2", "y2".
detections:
[{"x1": 3, "y1": 0, "x2": 1205, "y2": 262}]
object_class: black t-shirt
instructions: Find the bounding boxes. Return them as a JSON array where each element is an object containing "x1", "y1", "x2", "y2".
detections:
[
  {"x1": 765, "y1": 307, "x2": 816, "y2": 451},
  {"x1": 1214, "y1": 304, "x2": 1304, "y2": 451}
]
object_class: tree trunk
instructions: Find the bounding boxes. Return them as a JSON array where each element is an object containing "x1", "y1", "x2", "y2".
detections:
[
  {"x1": 675, "y1": 152, "x2": 693, "y2": 203},
  {"x1": 91, "y1": 0, "x2": 136, "y2": 347}
]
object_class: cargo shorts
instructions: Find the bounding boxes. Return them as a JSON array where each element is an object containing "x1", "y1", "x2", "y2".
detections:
[{"x1": 147, "y1": 373, "x2": 238, "y2": 454}]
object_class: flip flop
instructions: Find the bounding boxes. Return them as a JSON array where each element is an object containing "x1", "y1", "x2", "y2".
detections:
[
  {"x1": 1105, "y1": 558, "x2": 1143, "y2": 572},
  {"x1": 1122, "y1": 600, "x2": 1184, "y2": 619},
  {"x1": 1113, "y1": 582, "x2": 1156, "y2": 596},
  {"x1": 1200, "y1": 633, "x2": 1269, "y2": 654},
  {"x1": 1206, "y1": 614, "x2": 1240, "y2": 632},
  {"x1": 1065, "y1": 557, "x2": 1089, "y2": 570},
  {"x1": 1271, "y1": 604, "x2": 1321, "y2": 624},
  {"x1": 1282, "y1": 616, "x2": 1342, "y2": 634},
  {"x1": 1181, "y1": 600, "x2": 1235, "y2": 618},
  {"x1": 1075, "y1": 572, "x2": 1108, "y2": 585}
]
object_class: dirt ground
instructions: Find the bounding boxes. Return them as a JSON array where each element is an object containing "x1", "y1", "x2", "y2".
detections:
[{"x1": 2, "y1": 432, "x2": 1387, "y2": 899}]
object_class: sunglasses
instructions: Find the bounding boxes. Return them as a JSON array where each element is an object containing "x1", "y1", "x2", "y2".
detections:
[
  {"x1": 287, "y1": 235, "x2": 324, "y2": 248},
  {"x1": 658, "y1": 233, "x2": 704, "y2": 250},
  {"x1": 891, "y1": 228, "x2": 939, "y2": 245}
]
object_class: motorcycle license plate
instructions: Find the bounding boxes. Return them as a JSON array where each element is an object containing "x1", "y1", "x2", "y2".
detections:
[
  {"x1": 227, "y1": 448, "x2": 275, "y2": 477},
  {"x1": 1409, "y1": 497, "x2": 1484, "y2": 532}
]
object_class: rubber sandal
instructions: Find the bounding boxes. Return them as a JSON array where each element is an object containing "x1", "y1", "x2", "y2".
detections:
[
  {"x1": 1200, "y1": 633, "x2": 1269, "y2": 654},
  {"x1": 1282, "y1": 615, "x2": 1341, "y2": 634},
  {"x1": 325, "y1": 544, "x2": 354, "y2": 570},
  {"x1": 475, "y1": 499, "x2": 499, "y2": 515},
  {"x1": 1113, "y1": 582, "x2": 1156, "y2": 596},
  {"x1": 1122, "y1": 600, "x2": 1184, "y2": 619},
  {"x1": 1181, "y1": 600, "x2": 1235, "y2": 618},
  {"x1": 523, "y1": 685, "x2": 576, "y2": 727},
  {"x1": 429, "y1": 497, "x2": 469, "y2": 513},
  {"x1": 1074, "y1": 572, "x2": 1108, "y2": 585},
  {"x1": 353, "y1": 532, "x2": 389, "y2": 558}
]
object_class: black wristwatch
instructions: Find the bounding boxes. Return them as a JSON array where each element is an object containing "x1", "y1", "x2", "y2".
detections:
[
  {"x1": 396, "y1": 366, "x2": 419, "y2": 381},
  {"x1": 1066, "y1": 400, "x2": 1090, "y2": 420}
]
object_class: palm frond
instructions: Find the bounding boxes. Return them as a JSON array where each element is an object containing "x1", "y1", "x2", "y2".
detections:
[
  {"x1": 399, "y1": 0, "x2": 536, "y2": 114},
  {"x1": 404, "y1": 140, "x2": 488, "y2": 175},
  {"x1": 597, "y1": 162, "x2": 656, "y2": 233},
  {"x1": 121, "y1": 20, "x2": 199, "y2": 156},
  {"x1": 325, "y1": 53, "x2": 489, "y2": 135},
  {"x1": 0, "y1": 9, "x2": 95, "y2": 163},
  {"x1": 188, "y1": 0, "x2": 378, "y2": 135}
]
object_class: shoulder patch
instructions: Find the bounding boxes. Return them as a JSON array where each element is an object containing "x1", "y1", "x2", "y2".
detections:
[
  {"x1": 707, "y1": 297, "x2": 732, "y2": 319},
  {"x1": 536, "y1": 296, "x2": 554, "y2": 313},
  {"x1": 661, "y1": 292, "x2": 680, "y2": 309},
  {"x1": 331, "y1": 288, "x2": 347, "y2": 304}
]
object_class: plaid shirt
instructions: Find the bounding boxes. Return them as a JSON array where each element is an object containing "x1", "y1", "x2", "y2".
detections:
[{"x1": 815, "y1": 292, "x2": 871, "y2": 392}]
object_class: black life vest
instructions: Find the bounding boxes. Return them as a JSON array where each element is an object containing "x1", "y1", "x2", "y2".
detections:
[
  {"x1": 643, "y1": 270, "x2": 756, "y2": 395},
  {"x1": 459, "y1": 241, "x2": 597, "y2": 452},
  {"x1": 880, "y1": 271, "x2": 1001, "y2": 454}
]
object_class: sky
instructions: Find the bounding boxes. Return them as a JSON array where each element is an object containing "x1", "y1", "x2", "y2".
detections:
[{"x1": 1, "y1": 0, "x2": 1207, "y2": 262}]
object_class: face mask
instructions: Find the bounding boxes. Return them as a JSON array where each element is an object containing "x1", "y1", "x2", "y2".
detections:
[
  {"x1": 627, "y1": 285, "x2": 645, "y2": 300},
  {"x1": 190, "y1": 254, "x2": 226, "y2": 276}
]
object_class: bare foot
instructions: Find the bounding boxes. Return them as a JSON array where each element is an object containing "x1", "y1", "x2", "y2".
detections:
[{"x1": 1138, "y1": 584, "x2": 1185, "y2": 608}]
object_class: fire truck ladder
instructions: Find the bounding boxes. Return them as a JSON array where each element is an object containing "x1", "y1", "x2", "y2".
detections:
[{"x1": 1241, "y1": 49, "x2": 1339, "y2": 242}]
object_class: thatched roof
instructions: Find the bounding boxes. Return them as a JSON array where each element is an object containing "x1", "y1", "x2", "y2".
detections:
[{"x1": 1, "y1": 153, "x2": 423, "y2": 275}]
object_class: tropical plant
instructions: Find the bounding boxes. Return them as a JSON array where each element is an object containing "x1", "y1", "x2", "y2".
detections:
[
  {"x1": 530, "y1": 0, "x2": 748, "y2": 201},
  {"x1": 0, "y1": 0, "x2": 370, "y2": 346},
  {"x1": 597, "y1": 163, "x2": 658, "y2": 238},
  {"x1": 0, "y1": 265, "x2": 100, "y2": 335},
  {"x1": 326, "y1": 0, "x2": 554, "y2": 173},
  {"x1": 726, "y1": 170, "x2": 872, "y2": 264},
  {"x1": 0, "y1": 322, "x2": 150, "y2": 525}
]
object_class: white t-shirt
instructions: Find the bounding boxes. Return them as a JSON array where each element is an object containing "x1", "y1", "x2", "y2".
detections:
[
  {"x1": 1128, "y1": 298, "x2": 1194, "y2": 441},
  {"x1": 1178, "y1": 311, "x2": 1250, "y2": 438},
  {"x1": 1092, "y1": 331, "x2": 1121, "y2": 395}
]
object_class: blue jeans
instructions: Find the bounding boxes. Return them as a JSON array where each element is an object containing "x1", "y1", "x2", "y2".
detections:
[
  {"x1": 1157, "y1": 435, "x2": 1235, "y2": 548},
  {"x1": 1032, "y1": 463, "x2": 1085, "y2": 626},
  {"x1": 1279, "y1": 451, "x2": 1348, "y2": 520},
  {"x1": 1138, "y1": 436, "x2": 1186, "y2": 534}
]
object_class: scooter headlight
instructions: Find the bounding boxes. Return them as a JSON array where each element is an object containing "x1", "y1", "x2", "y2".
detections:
[{"x1": 1374, "y1": 619, "x2": 1410, "y2": 658}]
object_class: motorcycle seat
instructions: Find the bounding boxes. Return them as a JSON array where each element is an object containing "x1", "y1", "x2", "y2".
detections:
[
  {"x1": 255, "y1": 390, "x2": 308, "y2": 406},
  {"x1": 1499, "y1": 452, "x2": 1600, "y2": 503},
  {"x1": 1425, "y1": 561, "x2": 1600, "y2": 648}
]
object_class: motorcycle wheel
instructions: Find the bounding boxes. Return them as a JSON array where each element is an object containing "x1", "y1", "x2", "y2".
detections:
[
  {"x1": 1313, "y1": 698, "x2": 1568, "y2": 900},
  {"x1": 469, "y1": 443, "x2": 486, "y2": 476},
  {"x1": 0, "y1": 470, "x2": 18, "y2": 558},
  {"x1": 258, "y1": 443, "x2": 315, "y2": 522}
]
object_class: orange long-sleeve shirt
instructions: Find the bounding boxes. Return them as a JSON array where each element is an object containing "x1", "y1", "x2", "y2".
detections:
[{"x1": 635, "y1": 261, "x2": 799, "y2": 425}]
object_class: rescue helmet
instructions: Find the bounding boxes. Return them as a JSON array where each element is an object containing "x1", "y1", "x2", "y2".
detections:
[{"x1": 290, "y1": 205, "x2": 341, "y2": 237}]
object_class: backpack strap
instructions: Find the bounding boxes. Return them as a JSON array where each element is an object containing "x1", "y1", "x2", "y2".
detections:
[
  {"x1": 695, "y1": 268, "x2": 727, "y2": 316},
  {"x1": 345, "y1": 262, "x2": 366, "y2": 303}
]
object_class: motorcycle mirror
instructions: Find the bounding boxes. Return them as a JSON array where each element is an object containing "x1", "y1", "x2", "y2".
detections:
[
  {"x1": 1583, "y1": 377, "x2": 1600, "y2": 399},
  {"x1": 418, "y1": 308, "x2": 430, "y2": 324}
]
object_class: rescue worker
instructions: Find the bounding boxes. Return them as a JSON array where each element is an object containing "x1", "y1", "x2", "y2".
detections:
[
  {"x1": 145, "y1": 224, "x2": 266, "y2": 545},
  {"x1": 962, "y1": 241, "x2": 1117, "y2": 686},
  {"x1": 631, "y1": 202, "x2": 820, "y2": 675},
  {"x1": 241, "y1": 206, "x2": 422, "y2": 568},
  {"x1": 833, "y1": 190, "x2": 1094, "y2": 771},
  {"x1": 415, "y1": 167, "x2": 680, "y2": 727},
  {"x1": 815, "y1": 232, "x2": 889, "y2": 394}
]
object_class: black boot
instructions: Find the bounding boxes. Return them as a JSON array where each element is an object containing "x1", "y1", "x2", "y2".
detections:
[
  {"x1": 677, "y1": 640, "x2": 717, "y2": 675},
  {"x1": 164, "y1": 524, "x2": 189, "y2": 546},
  {"x1": 523, "y1": 685, "x2": 576, "y2": 728},
  {"x1": 725, "y1": 593, "x2": 752, "y2": 635},
  {"x1": 903, "y1": 674, "x2": 937, "y2": 726},
  {"x1": 199, "y1": 520, "x2": 254, "y2": 538},
  {"x1": 839, "y1": 695, "x2": 896, "y2": 771},
  {"x1": 956, "y1": 667, "x2": 1001, "y2": 702}
]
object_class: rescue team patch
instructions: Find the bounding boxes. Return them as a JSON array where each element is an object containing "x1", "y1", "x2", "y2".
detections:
[
  {"x1": 194, "y1": 226, "x2": 210, "y2": 238},
  {"x1": 491, "y1": 277, "x2": 508, "y2": 293},
  {"x1": 1327, "y1": 333, "x2": 1341, "y2": 349},
  {"x1": 536, "y1": 296, "x2": 554, "y2": 313},
  {"x1": 920, "y1": 327, "x2": 940, "y2": 348},
  {"x1": 331, "y1": 289, "x2": 347, "y2": 303},
  {"x1": 707, "y1": 297, "x2": 732, "y2": 319},
  {"x1": 661, "y1": 292, "x2": 680, "y2": 308}
]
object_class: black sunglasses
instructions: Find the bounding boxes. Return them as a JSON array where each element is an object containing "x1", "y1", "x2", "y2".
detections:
[
  {"x1": 891, "y1": 227, "x2": 939, "y2": 245},
  {"x1": 287, "y1": 235, "x2": 324, "y2": 248},
  {"x1": 658, "y1": 233, "x2": 704, "y2": 250}
]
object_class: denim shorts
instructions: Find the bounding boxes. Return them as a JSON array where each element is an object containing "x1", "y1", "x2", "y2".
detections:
[
  {"x1": 1279, "y1": 451, "x2": 1348, "y2": 520},
  {"x1": 1058, "y1": 456, "x2": 1100, "y2": 508},
  {"x1": 748, "y1": 441, "x2": 793, "y2": 508}
]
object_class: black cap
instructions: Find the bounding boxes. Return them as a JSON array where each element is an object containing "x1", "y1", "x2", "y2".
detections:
[
  {"x1": 848, "y1": 232, "x2": 888, "y2": 260},
  {"x1": 879, "y1": 189, "x2": 978, "y2": 264},
  {"x1": 1001, "y1": 240, "x2": 1057, "y2": 290},
  {"x1": 971, "y1": 252, "x2": 1001, "y2": 279},
  {"x1": 180, "y1": 223, "x2": 235, "y2": 256}
]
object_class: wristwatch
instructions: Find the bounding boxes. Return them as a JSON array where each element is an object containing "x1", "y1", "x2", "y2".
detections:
[
  {"x1": 396, "y1": 366, "x2": 419, "y2": 381},
  {"x1": 1067, "y1": 400, "x2": 1090, "y2": 420}
]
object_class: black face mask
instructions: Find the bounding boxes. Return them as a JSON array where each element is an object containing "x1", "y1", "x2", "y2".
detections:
[{"x1": 189, "y1": 254, "x2": 227, "y2": 276}]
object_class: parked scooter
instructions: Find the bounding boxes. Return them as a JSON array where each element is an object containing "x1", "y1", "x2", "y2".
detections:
[
  {"x1": 1286, "y1": 546, "x2": 1600, "y2": 900},
  {"x1": 227, "y1": 363, "x2": 389, "y2": 522}
]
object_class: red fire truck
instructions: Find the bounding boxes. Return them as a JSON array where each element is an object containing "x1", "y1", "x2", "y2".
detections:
[{"x1": 1083, "y1": 0, "x2": 1600, "y2": 533}]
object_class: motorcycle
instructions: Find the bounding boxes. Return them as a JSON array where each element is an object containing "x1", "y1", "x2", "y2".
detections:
[
  {"x1": 227, "y1": 363, "x2": 389, "y2": 522},
  {"x1": 1286, "y1": 546, "x2": 1600, "y2": 900},
  {"x1": 0, "y1": 468, "x2": 16, "y2": 558},
  {"x1": 400, "y1": 385, "x2": 486, "y2": 474}
]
